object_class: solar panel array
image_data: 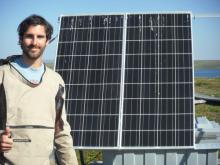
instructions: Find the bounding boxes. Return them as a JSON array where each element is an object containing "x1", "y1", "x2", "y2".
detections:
[{"x1": 55, "y1": 13, "x2": 194, "y2": 149}]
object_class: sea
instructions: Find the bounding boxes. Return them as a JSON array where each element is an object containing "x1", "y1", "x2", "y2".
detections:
[{"x1": 194, "y1": 69, "x2": 220, "y2": 78}]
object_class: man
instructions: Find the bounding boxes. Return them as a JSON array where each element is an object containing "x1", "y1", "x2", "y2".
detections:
[{"x1": 0, "y1": 14, "x2": 78, "y2": 165}]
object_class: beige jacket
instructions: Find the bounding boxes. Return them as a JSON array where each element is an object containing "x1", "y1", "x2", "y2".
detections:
[{"x1": 0, "y1": 57, "x2": 78, "y2": 165}]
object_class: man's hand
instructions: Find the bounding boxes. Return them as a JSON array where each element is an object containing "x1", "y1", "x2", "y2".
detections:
[{"x1": 0, "y1": 127, "x2": 13, "y2": 153}]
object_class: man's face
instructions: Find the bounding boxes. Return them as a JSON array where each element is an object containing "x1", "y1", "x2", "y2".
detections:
[{"x1": 20, "y1": 25, "x2": 49, "y2": 60}]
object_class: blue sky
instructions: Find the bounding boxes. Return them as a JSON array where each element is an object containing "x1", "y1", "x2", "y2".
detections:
[{"x1": 1, "y1": 0, "x2": 220, "y2": 60}]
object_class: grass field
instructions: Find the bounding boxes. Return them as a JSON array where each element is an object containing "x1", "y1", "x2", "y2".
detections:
[
  {"x1": 194, "y1": 60, "x2": 220, "y2": 69},
  {"x1": 195, "y1": 77, "x2": 220, "y2": 124},
  {"x1": 195, "y1": 77, "x2": 220, "y2": 98}
]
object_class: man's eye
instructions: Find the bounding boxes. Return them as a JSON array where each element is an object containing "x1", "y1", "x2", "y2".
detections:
[
  {"x1": 38, "y1": 35, "x2": 46, "y2": 39},
  {"x1": 24, "y1": 35, "x2": 46, "y2": 39},
  {"x1": 25, "y1": 35, "x2": 33, "y2": 39}
]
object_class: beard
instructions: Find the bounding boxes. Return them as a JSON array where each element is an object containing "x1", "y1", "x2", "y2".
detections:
[{"x1": 21, "y1": 44, "x2": 46, "y2": 60}]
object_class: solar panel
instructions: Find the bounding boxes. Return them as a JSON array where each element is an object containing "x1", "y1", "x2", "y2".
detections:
[{"x1": 55, "y1": 13, "x2": 194, "y2": 149}]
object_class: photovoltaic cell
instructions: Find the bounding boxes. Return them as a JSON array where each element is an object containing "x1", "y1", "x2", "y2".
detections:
[
  {"x1": 56, "y1": 15, "x2": 124, "y2": 147},
  {"x1": 122, "y1": 13, "x2": 193, "y2": 147},
  {"x1": 55, "y1": 13, "x2": 194, "y2": 149}
]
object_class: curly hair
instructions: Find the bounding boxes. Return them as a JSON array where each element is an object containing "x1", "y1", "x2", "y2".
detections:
[{"x1": 17, "y1": 14, "x2": 53, "y2": 42}]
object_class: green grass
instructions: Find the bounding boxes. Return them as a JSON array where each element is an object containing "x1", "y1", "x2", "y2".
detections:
[
  {"x1": 194, "y1": 77, "x2": 220, "y2": 124},
  {"x1": 195, "y1": 104, "x2": 220, "y2": 124},
  {"x1": 195, "y1": 77, "x2": 220, "y2": 98},
  {"x1": 76, "y1": 150, "x2": 102, "y2": 165},
  {"x1": 195, "y1": 78, "x2": 220, "y2": 124},
  {"x1": 194, "y1": 60, "x2": 220, "y2": 69}
]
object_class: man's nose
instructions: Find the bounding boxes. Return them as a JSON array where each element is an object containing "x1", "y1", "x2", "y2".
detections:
[{"x1": 31, "y1": 37, "x2": 37, "y2": 45}]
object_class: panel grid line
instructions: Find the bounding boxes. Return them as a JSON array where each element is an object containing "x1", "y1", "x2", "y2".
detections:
[{"x1": 117, "y1": 14, "x2": 126, "y2": 148}]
